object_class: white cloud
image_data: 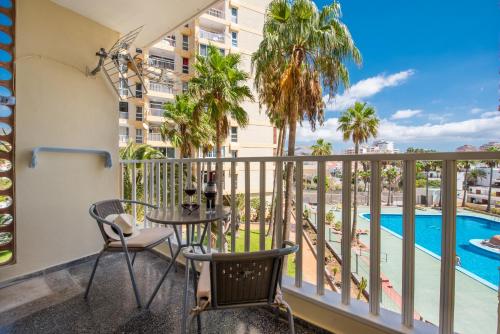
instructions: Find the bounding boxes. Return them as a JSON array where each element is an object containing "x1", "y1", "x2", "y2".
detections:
[
  {"x1": 391, "y1": 109, "x2": 422, "y2": 120},
  {"x1": 480, "y1": 111, "x2": 498, "y2": 118},
  {"x1": 470, "y1": 107, "x2": 483, "y2": 114},
  {"x1": 297, "y1": 113, "x2": 500, "y2": 146},
  {"x1": 324, "y1": 69, "x2": 415, "y2": 111}
]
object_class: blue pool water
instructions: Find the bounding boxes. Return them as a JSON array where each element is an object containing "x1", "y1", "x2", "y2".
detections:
[{"x1": 362, "y1": 213, "x2": 500, "y2": 287}]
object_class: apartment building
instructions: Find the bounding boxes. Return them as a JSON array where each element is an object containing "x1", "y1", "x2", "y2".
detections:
[
  {"x1": 118, "y1": 0, "x2": 276, "y2": 192},
  {"x1": 344, "y1": 139, "x2": 399, "y2": 154}
]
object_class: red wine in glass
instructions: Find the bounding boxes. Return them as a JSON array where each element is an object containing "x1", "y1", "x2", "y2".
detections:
[
  {"x1": 184, "y1": 187, "x2": 196, "y2": 209},
  {"x1": 204, "y1": 191, "x2": 217, "y2": 210}
]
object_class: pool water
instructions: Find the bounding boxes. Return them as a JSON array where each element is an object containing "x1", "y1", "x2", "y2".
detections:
[{"x1": 362, "y1": 213, "x2": 500, "y2": 287}]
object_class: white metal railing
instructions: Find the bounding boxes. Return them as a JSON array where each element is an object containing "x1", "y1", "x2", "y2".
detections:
[
  {"x1": 206, "y1": 7, "x2": 224, "y2": 19},
  {"x1": 119, "y1": 112, "x2": 129, "y2": 119},
  {"x1": 163, "y1": 37, "x2": 176, "y2": 47},
  {"x1": 199, "y1": 29, "x2": 225, "y2": 43},
  {"x1": 148, "y1": 133, "x2": 162, "y2": 142},
  {"x1": 119, "y1": 151, "x2": 500, "y2": 334},
  {"x1": 150, "y1": 108, "x2": 163, "y2": 117},
  {"x1": 148, "y1": 57, "x2": 175, "y2": 70},
  {"x1": 149, "y1": 82, "x2": 174, "y2": 94},
  {"x1": 119, "y1": 134, "x2": 129, "y2": 143}
]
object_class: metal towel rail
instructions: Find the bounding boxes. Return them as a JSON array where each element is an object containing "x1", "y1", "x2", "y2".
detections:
[{"x1": 30, "y1": 147, "x2": 112, "y2": 168}]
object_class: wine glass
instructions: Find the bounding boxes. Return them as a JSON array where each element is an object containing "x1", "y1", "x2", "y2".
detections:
[
  {"x1": 184, "y1": 181, "x2": 197, "y2": 209},
  {"x1": 204, "y1": 180, "x2": 217, "y2": 214}
]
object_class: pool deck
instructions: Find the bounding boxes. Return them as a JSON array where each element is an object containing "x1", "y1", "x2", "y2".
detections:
[{"x1": 323, "y1": 205, "x2": 499, "y2": 334}]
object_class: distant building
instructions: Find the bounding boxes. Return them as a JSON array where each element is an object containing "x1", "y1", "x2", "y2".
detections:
[
  {"x1": 479, "y1": 142, "x2": 500, "y2": 151},
  {"x1": 456, "y1": 144, "x2": 477, "y2": 152},
  {"x1": 345, "y1": 139, "x2": 399, "y2": 155}
]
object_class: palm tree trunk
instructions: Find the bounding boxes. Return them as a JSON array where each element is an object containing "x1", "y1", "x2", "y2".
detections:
[
  {"x1": 267, "y1": 126, "x2": 283, "y2": 237},
  {"x1": 425, "y1": 171, "x2": 430, "y2": 207},
  {"x1": 283, "y1": 116, "x2": 297, "y2": 243},
  {"x1": 486, "y1": 166, "x2": 493, "y2": 212},
  {"x1": 351, "y1": 143, "x2": 359, "y2": 243},
  {"x1": 462, "y1": 167, "x2": 469, "y2": 207},
  {"x1": 387, "y1": 182, "x2": 391, "y2": 206}
]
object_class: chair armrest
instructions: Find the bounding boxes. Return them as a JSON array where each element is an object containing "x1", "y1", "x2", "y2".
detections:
[
  {"x1": 183, "y1": 247, "x2": 213, "y2": 262},
  {"x1": 120, "y1": 199, "x2": 158, "y2": 209},
  {"x1": 281, "y1": 240, "x2": 299, "y2": 256}
]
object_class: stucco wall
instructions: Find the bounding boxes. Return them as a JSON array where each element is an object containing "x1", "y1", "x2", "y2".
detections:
[{"x1": 0, "y1": 0, "x2": 119, "y2": 283}]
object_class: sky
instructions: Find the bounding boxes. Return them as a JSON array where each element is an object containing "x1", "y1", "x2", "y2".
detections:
[{"x1": 296, "y1": 0, "x2": 500, "y2": 152}]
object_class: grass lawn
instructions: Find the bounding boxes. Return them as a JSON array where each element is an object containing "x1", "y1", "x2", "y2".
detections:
[{"x1": 227, "y1": 229, "x2": 296, "y2": 277}]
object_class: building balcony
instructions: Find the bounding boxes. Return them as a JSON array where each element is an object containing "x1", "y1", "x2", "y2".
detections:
[
  {"x1": 147, "y1": 57, "x2": 175, "y2": 71},
  {"x1": 199, "y1": 29, "x2": 225, "y2": 44},
  {"x1": 206, "y1": 7, "x2": 225, "y2": 19},
  {"x1": 147, "y1": 82, "x2": 175, "y2": 99}
]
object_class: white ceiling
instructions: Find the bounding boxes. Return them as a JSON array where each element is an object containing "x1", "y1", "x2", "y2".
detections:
[{"x1": 51, "y1": 0, "x2": 219, "y2": 47}]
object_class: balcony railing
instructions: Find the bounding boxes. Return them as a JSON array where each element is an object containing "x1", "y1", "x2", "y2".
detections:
[
  {"x1": 148, "y1": 133, "x2": 162, "y2": 142},
  {"x1": 119, "y1": 112, "x2": 129, "y2": 119},
  {"x1": 150, "y1": 108, "x2": 163, "y2": 117},
  {"x1": 206, "y1": 7, "x2": 224, "y2": 19},
  {"x1": 119, "y1": 151, "x2": 500, "y2": 334},
  {"x1": 148, "y1": 57, "x2": 175, "y2": 71},
  {"x1": 119, "y1": 134, "x2": 129, "y2": 143},
  {"x1": 163, "y1": 37, "x2": 176, "y2": 47},
  {"x1": 149, "y1": 82, "x2": 174, "y2": 94},
  {"x1": 199, "y1": 29, "x2": 225, "y2": 43}
]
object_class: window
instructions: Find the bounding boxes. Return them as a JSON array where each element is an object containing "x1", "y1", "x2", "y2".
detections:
[
  {"x1": 119, "y1": 127, "x2": 129, "y2": 143},
  {"x1": 231, "y1": 31, "x2": 238, "y2": 47},
  {"x1": 199, "y1": 44, "x2": 208, "y2": 57},
  {"x1": 119, "y1": 78, "x2": 128, "y2": 96},
  {"x1": 135, "y1": 106, "x2": 143, "y2": 121},
  {"x1": 135, "y1": 83, "x2": 142, "y2": 98},
  {"x1": 231, "y1": 7, "x2": 238, "y2": 24},
  {"x1": 204, "y1": 147, "x2": 225, "y2": 158},
  {"x1": 182, "y1": 82, "x2": 189, "y2": 94},
  {"x1": 119, "y1": 101, "x2": 128, "y2": 119},
  {"x1": 136, "y1": 129, "x2": 143, "y2": 144},
  {"x1": 231, "y1": 127, "x2": 238, "y2": 142},
  {"x1": 166, "y1": 147, "x2": 176, "y2": 158},
  {"x1": 231, "y1": 150, "x2": 238, "y2": 158},
  {"x1": 149, "y1": 55, "x2": 174, "y2": 70},
  {"x1": 182, "y1": 35, "x2": 189, "y2": 50},
  {"x1": 182, "y1": 58, "x2": 189, "y2": 74},
  {"x1": 150, "y1": 101, "x2": 164, "y2": 116}
]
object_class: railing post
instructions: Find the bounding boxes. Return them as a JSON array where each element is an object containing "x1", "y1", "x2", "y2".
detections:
[
  {"x1": 439, "y1": 160, "x2": 457, "y2": 334},
  {"x1": 162, "y1": 162, "x2": 167, "y2": 209},
  {"x1": 275, "y1": 160, "x2": 283, "y2": 248},
  {"x1": 341, "y1": 160, "x2": 352, "y2": 304},
  {"x1": 149, "y1": 161, "x2": 155, "y2": 207},
  {"x1": 169, "y1": 162, "x2": 175, "y2": 209},
  {"x1": 402, "y1": 159, "x2": 416, "y2": 327},
  {"x1": 244, "y1": 161, "x2": 251, "y2": 252},
  {"x1": 196, "y1": 161, "x2": 202, "y2": 242},
  {"x1": 295, "y1": 161, "x2": 303, "y2": 287},
  {"x1": 178, "y1": 162, "x2": 183, "y2": 205},
  {"x1": 230, "y1": 161, "x2": 237, "y2": 252},
  {"x1": 259, "y1": 161, "x2": 266, "y2": 251},
  {"x1": 120, "y1": 162, "x2": 124, "y2": 199},
  {"x1": 369, "y1": 160, "x2": 381, "y2": 316},
  {"x1": 317, "y1": 161, "x2": 326, "y2": 296},
  {"x1": 156, "y1": 162, "x2": 161, "y2": 208},
  {"x1": 132, "y1": 163, "x2": 137, "y2": 224},
  {"x1": 217, "y1": 161, "x2": 224, "y2": 252}
]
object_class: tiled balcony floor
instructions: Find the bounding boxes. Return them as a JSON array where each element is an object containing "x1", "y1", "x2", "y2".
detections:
[{"x1": 0, "y1": 252, "x2": 328, "y2": 333}]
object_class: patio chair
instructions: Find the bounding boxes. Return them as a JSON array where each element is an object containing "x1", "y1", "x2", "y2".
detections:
[
  {"x1": 85, "y1": 199, "x2": 175, "y2": 308},
  {"x1": 182, "y1": 241, "x2": 299, "y2": 334}
]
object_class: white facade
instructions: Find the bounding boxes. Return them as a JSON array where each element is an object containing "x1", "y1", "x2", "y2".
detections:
[
  {"x1": 118, "y1": 0, "x2": 276, "y2": 193},
  {"x1": 345, "y1": 139, "x2": 399, "y2": 155}
]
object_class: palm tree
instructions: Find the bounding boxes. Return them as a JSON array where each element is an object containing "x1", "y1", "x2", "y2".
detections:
[
  {"x1": 467, "y1": 168, "x2": 486, "y2": 186},
  {"x1": 458, "y1": 160, "x2": 472, "y2": 207},
  {"x1": 161, "y1": 94, "x2": 197, "y2": 158},
  {"x1": 252, "y1": 0, "x2": 361, "y2": 241},
  {"x1": 337, "y1": 102, "x2": 379, "y2": 242},
  {"x1": 482, "y1": 147, "x2": 499, "y2": 212},
  {"x1": 358, "y1": 170, "x2": 371, "y2": 205},
  {"x1": 311, "y1": 139, "x2": 332, "y2": 156},
  {"x1": 383, "y1": 167, "x2": 398, "y2": 206},
  {"x1": 190, "y1": 45, "x2": 253, "y2": 158}
]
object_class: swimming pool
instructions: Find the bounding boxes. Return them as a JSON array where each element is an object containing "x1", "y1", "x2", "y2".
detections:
[{"x1": 361, "y1": 213, "x2": 500, "y2": 287}]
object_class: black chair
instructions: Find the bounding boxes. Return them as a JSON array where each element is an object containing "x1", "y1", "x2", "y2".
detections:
[
  {"x1": 85, "y1": 199, "x2": 175, "y2": 308},
  {"x1": 182, "y1": 241, "x2": 299, "y2": 333}
]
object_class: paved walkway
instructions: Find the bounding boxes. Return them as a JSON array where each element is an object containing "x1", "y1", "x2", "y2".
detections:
[{"x1": 311, "y1": 205, "x2": 498, "y2": 334}]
